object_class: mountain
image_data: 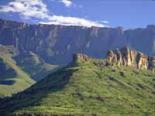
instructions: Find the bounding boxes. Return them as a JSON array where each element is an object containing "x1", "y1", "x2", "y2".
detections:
[
  {"x1": 13, "y1": 51, "x2": 58, "y2": 81},
  {"x1": 0, "y1": 45, "x2": 35, "y2": 97},
  {"x1": 0, "y1": 19, "x2": 155, "y2": 97},
  {"x1": 0, "y1": 19, "x2": 155, "y2": 65},
  {"x1": 0, "y1": 47, "x2": 154, "y2": 115},
  {"x1": 0, "y1": 44, "x2": 59, "y2": 97}
]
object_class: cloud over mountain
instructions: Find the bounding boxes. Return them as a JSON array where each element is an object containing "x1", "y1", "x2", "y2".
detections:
[
  {"x1": 0, "y1": 0, "x2": 107, "y2": 27},
  {"x1": 0, "y1": 0, "x2": 48, "y2": 19}
]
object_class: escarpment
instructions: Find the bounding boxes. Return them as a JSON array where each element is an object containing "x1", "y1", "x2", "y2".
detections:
[
  {"x1": 0, "y1": 19, "x2": 155, "y2": 65},
  {"x1": 107, "y1": 47, "x2": 155, "y2": 70}
]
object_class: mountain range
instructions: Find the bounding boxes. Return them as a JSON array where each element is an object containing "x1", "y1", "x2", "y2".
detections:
[
  {"x1": 0, "y1": 47, "x2": 154, "y2": 115},
  {"x1": 0, "y1": 19, "x2": 155, "y2": 65},
  {"x1": 0, "y1": 18, "x2": 155, "y2": 111}
]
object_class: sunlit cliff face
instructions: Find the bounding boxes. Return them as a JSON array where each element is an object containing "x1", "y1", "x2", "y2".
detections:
[{"x1": 107, "y1": 47, "x2": 155, "y2": 71}]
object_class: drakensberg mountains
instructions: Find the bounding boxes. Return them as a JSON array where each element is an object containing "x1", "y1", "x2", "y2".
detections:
[
  {"x1": 0, "y1": 47, "x2": 154, "y2": 115},
  {"x1": 0, "y1": 19, "x2": 155, "y2": 65},
  {"x1": 0, "y1": 19, "x2": 155, "y2": 97},
  {"x1": 0, "y1": 19, "x2": 154, "y2": 115}
]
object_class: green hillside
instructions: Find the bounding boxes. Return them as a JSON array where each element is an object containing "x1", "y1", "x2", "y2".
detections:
[
  {"x1": 0, "y1": 57, "x2": 154, "y2": 116},
  {"x1": 0, "y1": 54, "x2": 35, "y2": 97},
  {"x1": 0, "y1": 45, "x2": 58, "y2": 97},
  {"x1": 14, "y1": 52, "x2": 59, "y2": 81}
]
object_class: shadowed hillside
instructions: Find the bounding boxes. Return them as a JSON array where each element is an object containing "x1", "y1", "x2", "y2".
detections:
[
  {"x1": 0, "y1": 48, "x2": 154, "y2": 116},
  {"x1": 0, "y1": 45, "x2": 35, "y2": 97},
  {"x1": 0, "y1": 45, "x2": 59, "y2": 97}
]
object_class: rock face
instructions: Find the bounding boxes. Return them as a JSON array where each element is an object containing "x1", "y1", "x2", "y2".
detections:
[
  {"x1": 0, "y1": 19, "x2": 155, "y2": 65},
  {"x1": 107, "y1": 47, "x2": 155, "y2": 70},
  {"x1": 0, "y1": 45, "x2": 16, "y2": 56},
  {"x1": 73, "y1": 53, "x2": 90, "y2": 62}
]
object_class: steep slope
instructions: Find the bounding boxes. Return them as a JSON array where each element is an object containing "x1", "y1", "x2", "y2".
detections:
[
  {"x1": 14, "y1": 52, "x2": 59, "y2": 81},
  {"x1": 124, "y1": 25, "x2": 155, "y2": 55},
  {"x1": 0, "y1": 45, "x2": 59, "y2": 97},
  {"x1": 0, "y1": 48, "x2": 154, "y2": 115},
  {"x1": 0, "y1": 45, "x2": 35, "y2": 97},
  {"x1": 0, "y1": 19, "x2": 155, "y2": 65}
]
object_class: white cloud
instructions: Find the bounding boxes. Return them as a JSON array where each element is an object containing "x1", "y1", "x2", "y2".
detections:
[
  {"x1": 99, "y1": 20, "x2": 109, "y2": 24},
  {"x1": 0, "y1": 0, "x2": 49, "y2": 19},
  {"x1": 0, "y1": 0, "x2": 107, "y2": 27},
  {"x1": 60, "y1": 0, "x2": 72, "y2": 7},
  {"x1": 40, "y1": 15, "x2": 104, "y2": 27}
]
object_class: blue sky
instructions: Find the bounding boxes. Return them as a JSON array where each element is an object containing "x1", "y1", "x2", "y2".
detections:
[{"x1": 0, "y1": 0, "x2": 155, "y2": 28}]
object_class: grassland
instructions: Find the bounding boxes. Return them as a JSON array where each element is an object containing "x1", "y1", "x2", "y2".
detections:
[
  {"x1": 0, "y1": 55, "x2": 35, "y2": 97},
  {"x1": 0, "y1": 45, "x2": 58, "y2": 97},
  {"x1": 0, "y1": 58, "x2": 154, "y2": 115}
]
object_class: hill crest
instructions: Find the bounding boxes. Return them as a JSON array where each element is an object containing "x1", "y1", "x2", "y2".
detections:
[{"x1": 73, "y1": 47, "x2": 155, "y2": 71}]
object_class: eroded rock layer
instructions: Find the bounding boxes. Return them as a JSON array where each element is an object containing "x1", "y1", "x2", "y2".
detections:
[{"x1": 107, "y1": 47, "x2": 155, "y2": 70}]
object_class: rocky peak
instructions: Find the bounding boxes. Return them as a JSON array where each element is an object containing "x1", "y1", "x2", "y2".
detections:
[
  {"x1": 107, "y1": 47, "x2": 155, "y2": 71},
  {"x1": 73, "y1": 53, "x2": 90, "y2": 63}
]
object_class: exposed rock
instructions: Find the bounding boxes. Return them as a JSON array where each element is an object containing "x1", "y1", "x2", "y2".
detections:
[
  {"x1": 72, "y1": 47, "x2": 155, "y2": 71},
  {"x1": 0, "y1": 19, "x2": 155, "y2": 65},
  {"x1": 0, "y1": 45, "x2": 16, "y2": 56},
  {"x1": 107, "y1": 47, "x2": 155, "y2": 70},
  {"x1": 136, "y1": 53, "x2": 148, "y2": 69},
  {"x1": 73, "y1": 53, "x2": 90, "y2": 62},
  {"x1": 148, "y1": 57, "x2": 155, "y2": 71}
]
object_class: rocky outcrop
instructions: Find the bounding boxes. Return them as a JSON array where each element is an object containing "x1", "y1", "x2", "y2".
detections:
[
  {"x1": 0, "y1": 45, "x2": 16, "y2": 56},
  {"x1": 107, "y1": 47, "x2": 155, "y2": 70},
  {"x1": 73, "y1": 53, "x2": 90, "y2": 62},
  {"x1": 148, "y1": 57, "x2": 155, "y2": 70}
]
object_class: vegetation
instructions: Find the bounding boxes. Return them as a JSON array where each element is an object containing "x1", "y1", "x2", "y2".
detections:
[
  {"x1": 14, "y1": 52, "x2": 59, "y2": 81},
  {"x1": 0, "y1": 54, "x2": 35, "y2": 97},
  {"x1": 0, "y1": 58, "x2": 155, "y2": 115},
  {"x1": 0, "y1": 45, "x2": 58, "y2": 97}
]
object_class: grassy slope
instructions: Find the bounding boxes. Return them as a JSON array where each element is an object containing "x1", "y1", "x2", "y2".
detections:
[
  {"x1": 0, "y1": 59, "x2": 155, "y2": 115},
  {"x1": 14, "y1": 52, "x2": 59, "y2": 81},
  {"x1": 0, "y1": 45, "x2": 59, "y2": 97},
  {"x1": 0, "y1": 55, "x2": 35, "y2": 97}
]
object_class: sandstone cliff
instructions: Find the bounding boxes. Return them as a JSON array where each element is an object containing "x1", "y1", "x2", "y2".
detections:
[
  {"x1": 0, "y1": 19, "x2": 155, "y2": 65},
  {"x1": 107, "y1": 47, "x2": 155, "y2": 70}
]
